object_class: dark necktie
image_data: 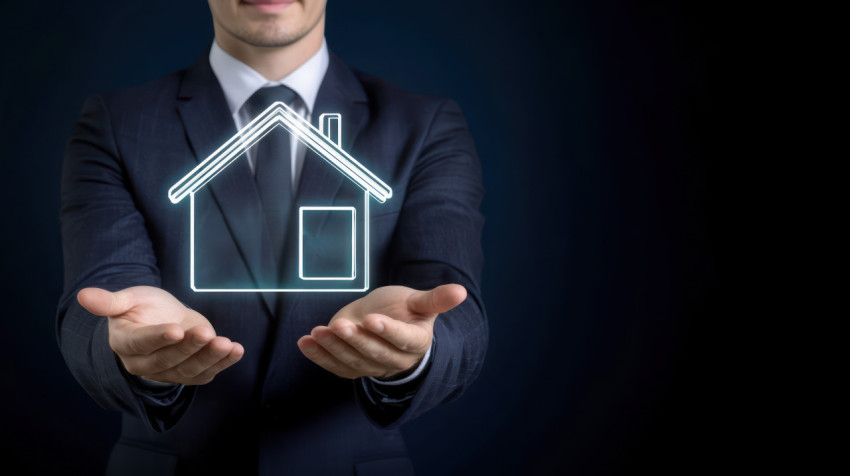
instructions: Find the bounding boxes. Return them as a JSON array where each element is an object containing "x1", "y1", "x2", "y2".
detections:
[{"x1": 245, "y1": 85, "x2": 299, "y2": 275}]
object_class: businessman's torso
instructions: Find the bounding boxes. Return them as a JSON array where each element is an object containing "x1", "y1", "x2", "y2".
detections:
[{"x1": 98, "y1": 51, "x2": 445, "y2": 475}]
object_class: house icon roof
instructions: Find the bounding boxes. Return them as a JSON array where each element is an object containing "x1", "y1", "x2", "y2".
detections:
[{"x1": 168, "y1": 101, "x2": 393, "y2": 204}]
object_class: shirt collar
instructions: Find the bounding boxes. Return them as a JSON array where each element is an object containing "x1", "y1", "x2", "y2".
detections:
[{"x1": 209, "y1": 38, "x2": 329, "y2": 116}]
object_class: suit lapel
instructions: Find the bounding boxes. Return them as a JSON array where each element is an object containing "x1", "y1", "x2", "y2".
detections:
[
  {"x1": 279, "y1": 54, "x2": 369, "y2": 317},
  {"x1": 176, "y1": 52, "x2": 277, "y2": 315},
  {"x1": 264, "y1": 53, "x2": 371, "y2": 392},
  {"x1": 295, "y1": 54, "x2": 369, "y2": 206}
]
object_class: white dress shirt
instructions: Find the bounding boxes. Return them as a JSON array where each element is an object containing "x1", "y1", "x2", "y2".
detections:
[{"x1": 209, "y1": 38, "x2": 330, "y2": 193}]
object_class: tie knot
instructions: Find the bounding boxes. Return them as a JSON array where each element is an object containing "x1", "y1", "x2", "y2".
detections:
[{"x1": 245, "y1": 85, "x2": 299, "y2": 117}]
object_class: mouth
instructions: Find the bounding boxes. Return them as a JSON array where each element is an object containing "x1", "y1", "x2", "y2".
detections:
[{"x1": 240, "y1": 0, "x2": 297, "y2": 14}]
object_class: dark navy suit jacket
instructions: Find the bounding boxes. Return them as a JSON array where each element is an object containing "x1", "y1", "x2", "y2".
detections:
[{"x1": 57, "y1": 51, "x2": 486, "y2": 475}]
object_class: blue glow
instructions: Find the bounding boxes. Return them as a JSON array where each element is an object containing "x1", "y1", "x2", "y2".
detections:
[
  {"x1": 168, "y1": 102, "x2": 391, "y2": 204},
  {"x1": 173, "y1": 105, "x2": 385, "y2": 293},
  {"x1": 299, "y1": 206, "x2": 357, "y2": 281}
]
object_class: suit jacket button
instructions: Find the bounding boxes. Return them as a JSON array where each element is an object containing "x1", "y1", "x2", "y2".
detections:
[{"x1": 264, "y1": 404, "x2": 279, "y2": 420}]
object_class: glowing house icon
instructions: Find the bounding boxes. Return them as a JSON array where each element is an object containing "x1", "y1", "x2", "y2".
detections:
[{"x1": 168, "y1": 101, "x2": 392, "y2": 292}]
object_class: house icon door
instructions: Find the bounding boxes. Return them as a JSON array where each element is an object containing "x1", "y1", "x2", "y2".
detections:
[{"x1": 168, "y1": 102, "x2": 392, "y2": 293}]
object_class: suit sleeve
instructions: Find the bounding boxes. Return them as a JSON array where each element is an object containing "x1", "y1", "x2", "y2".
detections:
[
  {"x1": 56, "y1": 95, "x2": 194, "y2": 433},
  {"x1": 356, "y1": 99, "x2": 488, "y2": 427}
]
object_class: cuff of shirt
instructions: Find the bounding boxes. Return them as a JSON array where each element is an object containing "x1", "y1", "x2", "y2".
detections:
[
  {"x1": 360, "y1": 336, "x2": 435, "y2": 407},
  {"x1": 367, "y1": 343, "x2": 433, "y2": 387},
  {"x1": 116, "y1": 354, "x2": 185, "y2": 407}
]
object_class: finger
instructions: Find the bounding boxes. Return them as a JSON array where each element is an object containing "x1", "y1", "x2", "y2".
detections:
[
  {"x1": 407, "y1": 284, "x2": 467, "y2": 316},
  {"x1": 148, "y1": 336, "x2": 235, "y2": 381},
  {"x1": 190, "y1": 343, "x2": 245, "y2": 385},
  {"x1": 78, "y1": 287, "x2": 135, "y2": 317},
  {"x1": 120, "y1": 325, "x2": 215, "y2": 375},
  {"x1": 297, "y1": 335, "x2": 360, "y2": 379},
  {"x1": 310, "y1": 326, "x2": 385, "y2": 377},
  {"x1": 362, "y1": 314, "x2": 432, "y2": 354},
  {"x1": 110, "y1": 322, "x2": 183, "y2": 357},
  {"x1": 329, "y1": 319, "x2": 419, "y2": 374}
]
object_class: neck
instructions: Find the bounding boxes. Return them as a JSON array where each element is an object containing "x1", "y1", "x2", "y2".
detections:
[{"x1": 213, "y1": 16, "x2": 325, "y2": 81}]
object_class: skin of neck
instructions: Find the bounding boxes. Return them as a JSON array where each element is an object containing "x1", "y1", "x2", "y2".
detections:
[{"x1": 212, "y1": 13, "x2": 325, "y2": 81}]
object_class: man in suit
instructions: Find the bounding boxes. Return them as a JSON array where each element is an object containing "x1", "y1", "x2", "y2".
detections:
[{"x1": 57, "y1": 1, "x2": 486, "y2": 474}]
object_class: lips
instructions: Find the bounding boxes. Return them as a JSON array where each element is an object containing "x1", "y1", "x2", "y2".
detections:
[
  {"x1": 242, "y1": 0, "x2": 296, "y2": 5},
  {"x1": 241, "y1": 0, "x2": 296, "y2": 13}
]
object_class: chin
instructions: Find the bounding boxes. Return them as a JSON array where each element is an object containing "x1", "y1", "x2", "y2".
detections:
[
  {"x1": 239, "y1": 26, "x2": 307, "y2": 47},
  {"x1": 213, "y1": 0, "x2": 323, "y2": 48}
]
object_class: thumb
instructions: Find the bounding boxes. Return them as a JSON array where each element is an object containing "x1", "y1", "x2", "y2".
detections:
[
  {"x1": 409, "y1": 284, "x2": 468, "y2": 316},
  {"x1": 77, "y1": 287, "x2": 134, "y2": 317}
]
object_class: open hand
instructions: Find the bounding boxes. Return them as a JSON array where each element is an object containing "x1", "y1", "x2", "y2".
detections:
[
  {"x1": 297, "y1": 284, "x2": 467, "y2": 380},
  {"x1": 77, "y1": 286, "x2": 244, "y2": 385}
]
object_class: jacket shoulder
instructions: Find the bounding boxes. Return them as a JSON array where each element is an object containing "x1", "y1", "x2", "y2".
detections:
[
  {"x1": 352, "y1": 69, "x2": 460, "y2": 122},
  {"x1": 94, "y1": 68, "x2": 186, "y2": 115}
]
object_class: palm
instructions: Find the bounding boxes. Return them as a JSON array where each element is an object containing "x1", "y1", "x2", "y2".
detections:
[
  {"x1": 109, "y1": 286, "x2": 209, "y2": 329},
  {"x1": 299, "y1": 284, "x2": 467, "y2": 380},
  {"x1": 331, "y1": 286, "x2": 436, "y2": 328},
  {"x1": 78, "y1": 286, "x2": 243, "y2": 385}
]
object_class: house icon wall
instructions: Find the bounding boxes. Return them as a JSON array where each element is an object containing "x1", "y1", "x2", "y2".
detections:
[{"x1": 168, "y1": 101, "x2": 392, "y2": 292}]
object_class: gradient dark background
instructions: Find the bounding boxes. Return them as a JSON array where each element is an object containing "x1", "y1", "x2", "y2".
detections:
[{"x1": 0, "y1": 1, "x2": 742, "y2": 474}]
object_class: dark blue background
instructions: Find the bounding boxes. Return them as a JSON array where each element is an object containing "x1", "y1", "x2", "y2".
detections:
[{"x1": 1, "y1": 1, "x2": 732, "y2": 474}]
